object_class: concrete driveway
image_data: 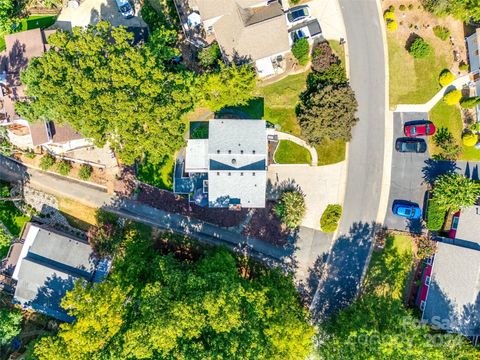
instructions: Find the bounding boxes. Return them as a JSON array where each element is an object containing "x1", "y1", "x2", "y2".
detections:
[
  {"x1": 306, "y1": 0, "x2": 346, "y2": 41},
  {"x1": 384, "y1": 111, "x2": 430, "y2": 233},
  {"x1": 55, "y1": 0, "x2": 146, "y2": 30},
  {"x1": 267, "y1": 162, "x2": 346, "y2": 230}
]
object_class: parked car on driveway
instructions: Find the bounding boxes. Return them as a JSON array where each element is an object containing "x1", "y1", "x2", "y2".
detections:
[
  {"x1": 392, "y1": 202, "x2": 422, "y2": 219},
  {"x1": 404, "y1": 122, "x2": 436, "y2": 137},
  {"x1": 115, "y1": 0, "x2": 134, "y2": 19},
  {"x1": 395, "y1": 138, "x2": 427, "y2": 153},
  {"x1": 286, "y1": 5, "x2": 311, "y2": 26}
]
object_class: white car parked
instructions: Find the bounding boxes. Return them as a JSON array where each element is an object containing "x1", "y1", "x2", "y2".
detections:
[{"x1": 286, "y1": 5, "x2": 311, "y2": 27}]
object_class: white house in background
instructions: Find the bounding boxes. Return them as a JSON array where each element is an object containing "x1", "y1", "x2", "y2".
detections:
[
  {"x1": 466, "y1": 28, "x2": 480, "y2": 121},
  {"x1": 0, "y1": 28, "x2": 92, "y2": 153},
  {"x1": 175, "y1": 119, "x2": 268, "y2": 209}
]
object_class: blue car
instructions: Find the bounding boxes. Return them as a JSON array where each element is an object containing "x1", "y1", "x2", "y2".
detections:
[{"x1": 392, "y1": 202, "x2": 422, "y2": 219}]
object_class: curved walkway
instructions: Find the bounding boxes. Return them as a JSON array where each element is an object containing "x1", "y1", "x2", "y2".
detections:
[
  {"x1": 395, "y1": 74, "x2": 471, "y2": 112},
  {"x1": 275, "y1": 131, "x2": 318, "y2": 166}
]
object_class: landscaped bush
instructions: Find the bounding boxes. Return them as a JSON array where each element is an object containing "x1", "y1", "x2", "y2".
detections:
[
  {"x1": 408, "y1": 37, "x2": 431, "y2": 58},
  {"x1": 0, "y1": 308, "x2": 22, "y2": 347},
  {"x1": 426, "y1": 198, "x2": 446, "y2": 231},
  {"x1": 274, "y1": 190, "x2": 305, "y2": 229},
  {"x1": 433, "y1": 127, "x2": 460, "y2": 160},
  {"x1": 311, "y1": 42, "x2": 338, "y2": 72},
  {"x1": 39, "y1": 154, "x2": 55, "y2": 170},
  {"x1": 383, "y1": 10, "x2": 395, "y2": 21},
  {"x1": 307, "y1": 63, "x2": 347, "y2": 87},
  {"x1": 438, "y1": 69, "x2": 454, "y2": 87},
  {"x1": 462, "y1": 131, "x2": 478, "y2": 147},
  {"x1": 416, "y1": 236, "x2": 437, "y2": 259},
  {"x1": 198, "y1": 43, "x2": 221, "y2": 69},
  {"x1": 442, "y1": 89, "x2": 462, "y2": 105},
  {"x1": 459, "y1": 62, "x2": 469, "y2": 71},
  {"x1": 399, "y1": 4, "x2": 406, "y2": 11},
  {"x1": 387, "y1": 20, "x2": 398, "y2": 31},
  {"x1": 388, "y1": 5, "x2": 395, "y2": 12},
  {"x1": 56, "y1": 160, "x2": 72, "y2": 176},
  {"x1": 408, "y1": 3, "x2": 414, "y2": 10},
  {"x1": 320, "y1": 204, "x2": 342, "y2": 232},
  {"x1": 433, "y1": 25, "x2": 450, "y2": 41},
  {"x1": 78, "y1": 164, "x2": 93, "y2": 180},
  {"x1": 460, "y1": 96, "x2": 480, "y2": 109},
  {"x1": 292, "y1": 38, "x2": 310, "y2": 65}
]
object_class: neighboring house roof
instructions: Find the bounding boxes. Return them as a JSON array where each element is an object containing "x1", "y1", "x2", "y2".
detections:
[
  {"x1": 12, "y1": 223, "x2": 103, "y2": 322},
  {"x1": 466, "y1": 28, "x2": 480, "y2": 73},
  {"x1": 29, "y1": 121, "x2": 83, "y2": 146},
  {"x1": 183, "y1": 119, "x2": 267, "y2": 208},
  {"x1": 454, "y1": 205, "x2": 480, "y2": 247},
  {"x1": 422, "y1": 242, "x2": 480, "y2": 337},
  {"x1": 195, "y1": 0, "x2": 290, "y2": 61},
  {"x1": 4, "y1": 28, "x2": 46, "y2": 73}
]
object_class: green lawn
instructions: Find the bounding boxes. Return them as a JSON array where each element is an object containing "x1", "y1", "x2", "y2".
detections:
[
  {"x1": 429, "y1": 101, "x2": 480, "y2": 160},
  {"x1": 315, "y1": 138, "x2": 346, "y2": 166},
  {"x1": 0, "y1": 15, "x2": 57, "y2": 51},
  {"x1": 329, "y1": 40, "x2": 346, "y2": 65},
  {"x1": 388, "y1": 33, "x2": 448, "y2": 106},
  {"x1": 274, "y1": 140, "x2": 312, "y2": 164},
  {"x1": 0, "y1": 182, "x2": 30, "y2": 237},
  {"x1": 137, "y1": 156, "x2": 175, "y2": 190},
  {"x1": 364, "y1": 234, "x2": 413, "y2": 299}
]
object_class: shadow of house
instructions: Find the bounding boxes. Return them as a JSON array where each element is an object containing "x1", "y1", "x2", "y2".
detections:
[{"x1": 10, "y1": 222, "x2": 109, "y2": 322}]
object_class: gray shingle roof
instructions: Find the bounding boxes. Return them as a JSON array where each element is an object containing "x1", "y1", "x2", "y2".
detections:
[{"x1": 422, "y1": 242, "x2": 480, "y2": 336}]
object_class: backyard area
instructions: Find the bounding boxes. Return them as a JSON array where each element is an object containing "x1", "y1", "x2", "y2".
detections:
[
  {"x1": 274, "y1": 140, "x2": 311, "y2": 164},
  {"x1": 137, "y1": 156, "x2": 175, "y2": 191},
  {"x1": 0, "y1": 181, "x2": 30, "y2": 237},
  {"x1": 385, "y1": 0, "x2": 469, "y2": 106},
  {"x1": 57, "y1": 196, "x2": 97, "y2": 232}
]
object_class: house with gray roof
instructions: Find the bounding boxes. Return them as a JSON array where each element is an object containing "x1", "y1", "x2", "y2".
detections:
[
  {"x1": 175, "y1": 0, "x2": 291, "y2": 77},
  {"x1": 466, "y1": 28, "x2": 480, "y2": 122},
  {"x1": 175, "y1": 119, "x2": 268, "y2": 208},
  {"x1": 420, "y1": 205, "x2": 480, "y2": 338},
  {"x1": 9, "y1": 223, "x2": 109, "y2": 322}
]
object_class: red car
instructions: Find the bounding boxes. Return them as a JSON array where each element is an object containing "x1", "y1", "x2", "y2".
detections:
[{"x1": 404, "y1": 122, "x2": 436, "y2": 137}]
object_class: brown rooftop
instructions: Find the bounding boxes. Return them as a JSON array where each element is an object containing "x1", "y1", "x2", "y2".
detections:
[{"x1": 4, "y1": 28, "x2": 46, "y2": 73}]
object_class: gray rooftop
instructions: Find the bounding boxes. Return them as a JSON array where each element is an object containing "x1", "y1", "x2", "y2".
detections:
[
  {"x1": 12, "y1": 223, "x2": 100, "y2": 322},
  {"x1": 455, "y1": 205, "x2": 480, "y2": 246},
  {"x1": 422, "y1": 242, "x2": 480, "y2": 336}
]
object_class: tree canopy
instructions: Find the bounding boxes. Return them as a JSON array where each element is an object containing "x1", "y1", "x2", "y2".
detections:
[
  {"x1": 0, "y1": 307, "x2": 22, "y2": 347},
  {"x1": 423, "y1": 0, "x2": 480, "y2": 22},
  {"x1": 432, "y1": 173, "x2": 480, "y2": 212},
  {"x1": 33, "y1": 227, "x2": 314, "y2": 359}
]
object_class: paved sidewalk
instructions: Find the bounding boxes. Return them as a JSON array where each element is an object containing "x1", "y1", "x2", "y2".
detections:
[
  {"x1": 395, "y1": 74, "x2": 471, "y2": 112},
  {"x1": 275, "y1": 131, "x2": 319, "y2": 166}
]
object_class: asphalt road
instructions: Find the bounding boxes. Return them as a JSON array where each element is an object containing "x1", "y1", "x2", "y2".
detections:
[
  {"x1": 310, "y1": 0, "x2": 386, "y2": 320},
  {"x1": 384, "y1": 112, "x2": 430, "y2": 233}
]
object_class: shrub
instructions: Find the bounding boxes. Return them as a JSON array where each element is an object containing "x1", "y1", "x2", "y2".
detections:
[
  {"x1": 459, "y1": 62, "x2": 469, "y2": 71},
  {"x1": 198, "y1": 43, "x2": 221, "y2": 69},
  {"x1": 460, "y1": 96, "x2": 480, "y2": 109},
  {"x1": 383, "y1": 11, "x2": 395, "y2": 21},
  {"x1": 56, "y1": 160, "x2": 72, "y2": 176},
  {"x1": 399, "y1": 4, "x2": 406, "y2": 11},
  {"x1": 39, "y1": 154, "x2": 55, "y2": 170},
  {"x1": 442, "y1": 89, "x2": 462, "y2": 105},
  {"x1": 292, "y1": 38, "x2": 310, "y2": 65},
  {"x1": 462, "y1": 131, "x2": 478, "y2": 147},
  {"x1": 438, "y1": 69, "x2": 454, "y2": 87},
  {"x1": 426, "y1": 199, "x2": 446, "y2": 231},
  {"x1": 87, "y1": 223, "x2": 119, "y2": 258},
  {"x1": 387, "y1": 20, "x2": 398, "y2": 31},
  {"x1": 433, "y1": 25, "x2": 450, "y2": 41},
  {"x1": 274, "y1": 190, "x2": 305, "y2": 229},
  {"x1": 433, "y1": 127, "x2": 460, "y2": 160},
  {"x1": 320, "y1": 204, "x2": 342, "y2": 232},
  {"x1": 307, "y1": 63, "x2": 347, "y2": 87},
  {"x1": 0, "y1": 308, "x2": 23, "y2": 346},
  {"x1": 408, "y1": 37, "x2": 431, "y2": 58},
  {"x1": 416, "y1": 236, "x2": 437, "y2": 259},
  {"x1": 311, "y1": 42, "x2": 338, "y2": 72},
  {"x1": 408, "y1": 3, "x2": 414, "y2": 10},
  {"x1": 388, "y1": 5, "x2": 395, "y2": 12},
  {"x1": 78, "y1": 164, "x2": 93, "y2": 180}
]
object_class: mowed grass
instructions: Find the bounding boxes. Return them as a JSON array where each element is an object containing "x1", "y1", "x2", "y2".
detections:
[
  {"x1": 58, "y1": 197, "x2": 98, "y2": 231},
  {"x1": 388, "y1": 33, "x2": 448, "y2": 106},
  {"x1": 0, "y1": 201, "x2": 29, "y2": 237},
  {"x1": 315, "y1": 139, "x2": 346, "y2": 166},
  {"x1": 137, "y1": 156, "x2": 175, "y2": 190},
  {"x1": 274, "y1": 140, "x2": 312, "y2": 164},
  {"x1": 364, "y1": 234, "x2": 414, "y2": 299},
  {"x1": 329, "y1": 40, "x2": 346, "y2": 65},
  {"x1": 428, "y1": 101, "x2": 480, "y2": 160},
  {"x1": 0, "y1": 15, "x2": 57, "y2": 51},
  {"x1": 255, "y1": 72, "x2": 308, "y2": 136}
]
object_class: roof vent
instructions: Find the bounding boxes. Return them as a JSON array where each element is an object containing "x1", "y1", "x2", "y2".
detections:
[
  {"x1": 253, "y1": 172, "x2": 256, "y2": 176},
  {"x1": 240, "y1": 172, "x2": 244, "y2": 176},
  {"x1": 228, "y1": 172, "x2": 231, "y2": 176},
  {"x1": 240, "y1": 150, "x2": 244, "y2": 154},
  {"x1": 232, "y1": 158, "x2": 236, "y2": 165},
  {"x1": 228, "y1": 150, "x2": 231, "y2": 154},
  {"x1": 217, "y1": 150, "x2": 220, "y2": 154},
  {"x1": 252, "y1": 150, "x2": 256, "y2": 154}
]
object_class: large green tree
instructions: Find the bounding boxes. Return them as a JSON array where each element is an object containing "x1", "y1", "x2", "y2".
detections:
[
  {"x1": 33, "y1": 228, "x2": 314, "y2": 360},
  {"x1": 423, "y1": 0, "x2": 480, "y2": 22},
  {"x1": 16, "y1": 22, "x2": 195, "y2": 165},
  {"x1": 432, "y1": 173, "x2": 480, "y2": 212},
  {"x1": 297, "y1": 84, "x2": 358, "y2": 145},
  {"x1": 0, "y1": 307, "x2": 22, "y2": 346}
]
